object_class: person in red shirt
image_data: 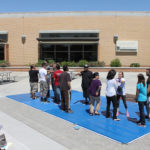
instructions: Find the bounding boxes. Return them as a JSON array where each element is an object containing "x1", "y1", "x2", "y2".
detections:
[{"x1": 53, "y1": 64, "x2": 63, "y2": 104}]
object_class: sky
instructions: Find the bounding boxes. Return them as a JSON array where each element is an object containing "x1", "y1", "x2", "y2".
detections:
[{"x1": 0, "y1": 0, "x2": 150, "y2": 13}]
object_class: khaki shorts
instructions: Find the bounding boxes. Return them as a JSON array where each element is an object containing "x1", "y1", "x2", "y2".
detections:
[
  {"x1": 40, "y1": 81, "x2": 48, "y2": 95},
  {"x1": 30, "y1": 82, "x2": 38, "y2": 93}
]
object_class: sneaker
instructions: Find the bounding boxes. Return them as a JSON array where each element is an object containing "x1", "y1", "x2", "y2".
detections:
[
  {"x1": 44, "y1": 98, "x2": 48, "y2": 102},
  {"x1": 40, "y1": 97, "x2": 44, "y2": 102},
  {"x1": 89, "y1": 112, "x2": 94, "y2": 116},
  {"x1": 84, "y1": 101, "x2": 89, "y2": 105},
  {"x1": 113, "y1": 118, "x2": 120, "y2": 121},
  {"x1": 138, "y1": 123, "x2": 146, "y2": 127},
  {"x1": 65, "y1": 109, "x2": 73, "y2": 113},
  {"x1": 126, "y1": 111, "x2": 129, "y2": 117},
  {"x1": 95, "y1": 112, "x2": 100, "y2": 115},
  {"x1": 136, "y1": 120, "x2": 141, "y2": 124}
]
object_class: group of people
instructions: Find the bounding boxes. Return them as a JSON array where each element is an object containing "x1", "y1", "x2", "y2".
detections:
[
  {"x1": 29, "y1": 61, "x2": 150, "y2": 127},
  {"x1": 29, "y1": 61, "x2": 72, "y2": 113}
]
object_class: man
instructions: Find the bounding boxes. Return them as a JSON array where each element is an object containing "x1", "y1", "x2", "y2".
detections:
[
  {"x1": 146, "y1": 68, "x2": 150, "y2": 118},
  {"x1": 29, "y1": 65, "x2": 39, "y2": 99},
  {"x1": 39, "y1": 62, "x2": 49, "y2": 102},
  {"x1": 76, "y1": 64, "x2": 93, "y2": 104},
  {"x1": 59, "y1": 65, "x2": 72, "y2": 113},
  {"x1": 51, "y1": 62, "x2": 57, "y2": 94},
  {"x1": 53, "y1": 64, "x2": 63, "y2": 104},
  {"x1": 45, "y1": 60, "x2": 51, "y2": 98}
]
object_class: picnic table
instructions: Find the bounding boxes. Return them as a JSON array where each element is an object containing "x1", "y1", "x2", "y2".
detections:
[{"x1": 0, "y1": 71, "x2": 15, "y2": 82}]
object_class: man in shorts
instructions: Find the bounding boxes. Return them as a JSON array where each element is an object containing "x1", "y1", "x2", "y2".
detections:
[
  {"x1": 29, "y1": 65, "x2": 39, "y2": 99},
  {"x1": 39, "y1": 62, "x2": 49, "y2": 102}
]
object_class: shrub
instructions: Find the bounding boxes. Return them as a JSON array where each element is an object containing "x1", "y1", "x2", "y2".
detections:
[
  {"x1": 0, "y1": 60, "x2": 9, "y2": 67},
  {"x1": 88, "y1": 61, "x2": 105, "y2": 67},
  {"x1": 48, "y1": 59, "x2": 54, "y2": 65},
  {"x1": 78, "y1": 60, "x2": 88, "y2": 67},
  {"x1": 61, "y1": 61, "x2": 68, "y2": 67},
  {"x1": 61, "y1": 61, "x2": 76, "y2": 67},
  {"x1": 67, "y1": 61, "x2": 76, "y2": 67},
  {"x1": 110, "y1": 58, "x2": 122, "y2": 67},
  {"x1": 130, "y1": 63, "x2": 140, "y2": 67},
  {"x1": 35, "y1": 60, "x2": 45, "y2": 67}
]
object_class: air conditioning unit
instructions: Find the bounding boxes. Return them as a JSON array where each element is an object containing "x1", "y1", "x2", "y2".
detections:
[{"x1": 116, "y1": 41, "x2": 138, "y2": 52}]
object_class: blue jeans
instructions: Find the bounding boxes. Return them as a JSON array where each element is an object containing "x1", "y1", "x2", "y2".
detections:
[
  {"x1": 54, "y1": 86, "x2": 61, "y2": 103},
  {"x1": 138, "y1": 101, "x2": 146, "y2": 125}
]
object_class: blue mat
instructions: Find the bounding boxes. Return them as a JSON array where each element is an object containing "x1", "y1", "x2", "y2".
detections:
[{"x1": 7, "y1": 90, "x2": 150, "y2": 144}]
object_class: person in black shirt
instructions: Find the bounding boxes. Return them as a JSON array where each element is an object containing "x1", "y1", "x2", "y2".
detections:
[
  {"x1": 146, "y1": 68, "x2": 150, "y2": 118},
  {"x1": 29, "y1": 65, "x2": 39, "y2": 99},
  {"x1": 76, "y1": 64, "x2": 93, "y2": 104},
  {"x1": 59, "y1": 65, "x2": 72, "y2": 113}
]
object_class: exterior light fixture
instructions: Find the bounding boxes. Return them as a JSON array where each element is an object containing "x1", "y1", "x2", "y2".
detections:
[
  {"x1": 113, "y1": 34, "x2": 118, "y2": 43},
  {"x1": 21, "y1": 35, "x2": 26, "y2": 44}
]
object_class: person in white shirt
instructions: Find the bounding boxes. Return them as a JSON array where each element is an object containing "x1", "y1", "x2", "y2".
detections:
[
  {"x1": 116, "y1": 72, "x2": 129, "y2": 117},
  {"x1": 106, "y1": 69, "x2": 120, "y2": 121},
  {"x1": 39, "y1": 62, "x2": 49, "y2": 102}
]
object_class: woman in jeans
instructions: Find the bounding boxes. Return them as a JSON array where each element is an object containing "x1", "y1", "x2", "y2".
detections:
[
  {"x1": 136, "y1": 74, "x2": 147, "y2": 127},
  {"x1": 106, "y1": 69, "x2": 120, "y2": 121},
  {"x1": 116, "y1": 72, "x2": 129, "y2": 117}
]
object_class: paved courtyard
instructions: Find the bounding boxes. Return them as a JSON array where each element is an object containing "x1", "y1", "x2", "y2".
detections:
[{"x1": 0, "y1": 71, "x2": 150, "y2": 150}]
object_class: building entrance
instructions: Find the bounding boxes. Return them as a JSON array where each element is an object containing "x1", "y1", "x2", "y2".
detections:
[
  {"x1": 37, "y1": 31, "x2": 99, "y2": 62},
  {"x1": 0, "y1": 44, "x2": 4, "y2": 60}
]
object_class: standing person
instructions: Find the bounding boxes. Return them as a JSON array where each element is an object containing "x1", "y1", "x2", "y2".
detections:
[
  {"x1": 45, "y1": 59, "x2": 51, "y2": 98},
  {"x1": 88, "y1": 72, "x2": 102, "y2": 115},
  {"x1": 146, "y1": 68, "x2": 150, "y2": 119},
  {"x1": 116, "y1": 72, "x2": 129, "y2": 117},
  {"x1": 39, "y1": 62, "x2": 49, "y2": 102},
  {"x1": 53, "y1": 64, "x2": 63, "y2": 104},
  {"x1": 29, "y1": 65, "x2": 39, "y2": 99},
  {"x1": 59, "y1": 65, "x2": 72, "y2": 113},
  {"x1": 51, "y1": 62, "x2": 57, "y2": 97},
  {"x1": 76, "y1": 64, "x2": 93, "y2": 104},
  {"x1": 135, "y1": 74, "x2": 147, "y2": 127},
  {"x1": 106, "y1": 69, "x2": 120, "y2": 121}
]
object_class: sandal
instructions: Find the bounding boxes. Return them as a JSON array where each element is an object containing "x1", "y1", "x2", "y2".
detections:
[{"x1": 95, "y1": 112, "x2": 100, "y2": 115}]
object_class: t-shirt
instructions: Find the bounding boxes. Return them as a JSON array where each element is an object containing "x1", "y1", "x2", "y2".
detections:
[
  {"x1": 39, "y1": 68, "x2": 47, "y2": 82},
  {"x1": 147, "y1": 77, "x2": 150, "y2": 97},
  {"x1": 53, "y1": 70, "x2": 63, "y2": 86},
  {"x1": 81, "y1": 70, "x2": 93, "y2": 89},
  {"x1": 137, "y1": 83, "x2": 147, "y2": 102},
  {"x1": 106, "y1": 79, "x2": 118, "y2": 97},
  {"x1": 88, "y1": 79, "x2": 102, "y2": 97},
  {"x1": 116, "y1": 78, "x2": 125, "y2": 96},
  {"x1": 29, "y1": 70, "x2": 39, "y2": 83},
  {"x1": 59, "y1": 72, "x2": 71, "y2": 91}
]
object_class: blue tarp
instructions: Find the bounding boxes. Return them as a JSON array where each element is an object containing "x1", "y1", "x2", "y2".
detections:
[{"x1": 7, "y1": 90, "x2": 150, "y2": 144}]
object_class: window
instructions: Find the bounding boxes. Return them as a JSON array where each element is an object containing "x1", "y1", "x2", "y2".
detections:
[
  {"x1": 38, "y1": 32, "x2": 99, "y2": 61},
  {"x1": 0, "y1": 45, "x2": 4, "y2": 60},
  {"x1": 40, "y1": 33, "x2": 99, "y2": 38},
  {"x1": 0, "y1": 34, "x2": 8, "y2": 43},
  {"x1": 39, "y1": 44, "x2": 97, "y2": 62}
]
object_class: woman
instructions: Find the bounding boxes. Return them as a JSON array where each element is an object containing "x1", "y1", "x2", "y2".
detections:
[
  {"x1": 88, "y1": 72, "x2": 102, "y2": 115},
  {"x1": 136, "y1": 74, "x2": 147, "y2": 127},
  {"x1": 106, "y1": 69, "x2": 120, "y2": 121},
  {"x1": 116, "y1": 72, "x2": 129, "y2": 117}
]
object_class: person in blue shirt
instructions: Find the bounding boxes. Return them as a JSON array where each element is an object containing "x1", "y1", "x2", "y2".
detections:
[{"x1": 135, "y1": 74, "x2": 147, "y2": 127}]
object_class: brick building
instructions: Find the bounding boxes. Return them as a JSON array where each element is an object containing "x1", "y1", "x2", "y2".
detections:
[{"x1": 0, "y1": 11, "x2": 150, "y2": 66}]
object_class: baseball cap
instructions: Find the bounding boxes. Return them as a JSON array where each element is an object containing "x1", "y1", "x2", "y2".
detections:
[{"x1": 84, "y1": 64, "x2": 89, "y2": 68}]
